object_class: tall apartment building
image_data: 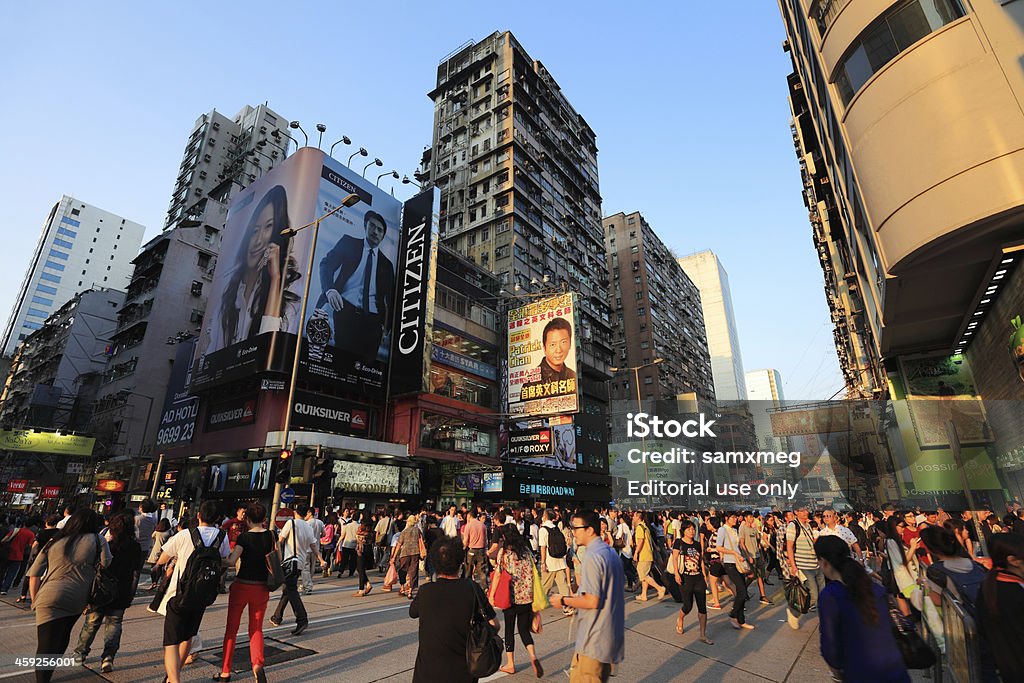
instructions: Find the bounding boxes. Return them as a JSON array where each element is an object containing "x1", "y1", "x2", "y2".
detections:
[
  {"x1": 777, "y1": 0, "x2": 1024, "y2": 399},
  {"x1": 1, "y1": 196, "x2": 144, "y2": 356},
  {"x1": 91, "y1": 103, "x2": 290, "y2": 476},
  {"x1": 678, "y1": 250, "x2": 748, "y2": 402},
  {"x1": 425, "y1": 31, "x2": 612, "y2": 376},
  {"x1": 0, "y1": 288, "x2": 124, "y2": 430},
  {"x1": 425, "y1": 32, "x2": 613, "y2": 484},
  {"x1": 603, "y1": 212, "x2": 715, "y2": 405}
]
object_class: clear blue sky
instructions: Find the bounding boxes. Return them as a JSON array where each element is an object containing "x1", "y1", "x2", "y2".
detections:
[{"x1": 0, "y1": 2, "x2": 843, "y2": 400}]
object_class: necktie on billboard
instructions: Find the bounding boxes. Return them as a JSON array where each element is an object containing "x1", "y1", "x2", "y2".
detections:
[{"x1": 362, "y1": 249, "x2": 373, "y2": 313}]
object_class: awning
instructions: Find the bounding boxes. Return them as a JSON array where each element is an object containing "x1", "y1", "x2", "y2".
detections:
[{"x1": 264, "y1": 431, "x2": 410, "y2": 461}]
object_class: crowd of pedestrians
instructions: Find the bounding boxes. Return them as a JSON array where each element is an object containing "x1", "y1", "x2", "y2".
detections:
[{"x1": 3, "y1": 498, "x2": 1023, "y2": 682}]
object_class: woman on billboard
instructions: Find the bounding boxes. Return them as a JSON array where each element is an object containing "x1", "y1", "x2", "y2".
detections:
[{"x1": 207, "y1": 185, "x2": 301, "y2": 351}]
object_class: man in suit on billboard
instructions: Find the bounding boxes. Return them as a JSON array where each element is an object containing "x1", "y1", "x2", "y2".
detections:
[{"x1": 315, "y1": 211, "x2": 395, "y2": 361}]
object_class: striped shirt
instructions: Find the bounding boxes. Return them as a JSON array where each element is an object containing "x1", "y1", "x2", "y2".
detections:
[{"x1": 786, "y1": 521, "x2": 817, "y2": 570}]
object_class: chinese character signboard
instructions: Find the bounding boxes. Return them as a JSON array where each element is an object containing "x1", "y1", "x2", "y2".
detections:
[{"x1": 506, "y1": 293, "x2": 580, "y2": 417}]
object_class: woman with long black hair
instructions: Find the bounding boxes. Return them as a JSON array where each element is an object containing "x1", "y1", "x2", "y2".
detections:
[
  {"x1": 27, "y1": 509, "x2": 112, "y2": 683},
  {"x1": 495, "y1": 527, "x2": 543, "y2": 677},
  {"x1": 976, "y1": 533, "x2": 1024, "y2": 681},
  {"x1": 206, "y1": 185, "x2": 300, "y2": 352},
  {"x1": 72, "y1": 510, "x2": 141, "y2": 672},
  {"x1": 815, "y1": 535, "x2": 909, "y2": 682},
  {"x1": 354, "y1": 512, "x2": 376, "y2": 597}
]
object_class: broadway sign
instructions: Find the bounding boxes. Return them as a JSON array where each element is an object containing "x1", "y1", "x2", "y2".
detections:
[{"x1": 291, "y1": 390, "x2": 369, "y2": 436}]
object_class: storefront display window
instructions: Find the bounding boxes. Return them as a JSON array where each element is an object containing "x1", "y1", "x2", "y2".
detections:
[
  {"x1": 429, "y1": 365, "x2": 495, "y2": 407},
  {"x1": 420, "y1": 413, "x2": 496, "y2": 456}
]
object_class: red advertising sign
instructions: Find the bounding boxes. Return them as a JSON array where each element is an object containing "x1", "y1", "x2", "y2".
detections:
[
  {"x1": 96, "y1": 479, "x2": 126, "y2": 493},
  {"x1": 41, "y1": 486, "x2": 61, "y2": 499},
  {"x1": 7, "y1": 480, "x2": 27, "y2": 493},
  {"x1": 275, "y1": 508, "x2": 294, "y2": 530}
]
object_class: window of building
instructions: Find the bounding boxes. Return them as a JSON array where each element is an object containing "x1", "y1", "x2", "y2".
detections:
[
  {"x1": 835, "y1": 0, "x2": 965, "y2": 105},
  {"x1": 70, "y1": 208, "x2": 80, "y2": 216},
  {"x1": 48, "y1": 249, "x2": 69, "y2": 261},
  {"x1": 27, "y1": 307, "x2": 48, "y2": 318},
  {"x1": 57, "y1": 227, "x2": 76, "y2": 239},
  {"x1": 43, "y1": 260, "x2": 65, "y2": 271},
  {"x1": 37, "y1": 284, "x2": 57, "y2": 295},
  {"x1": 635, "y1": 291, "x2": 643, "y2": 300},
  {"x1": 40, "y1": 272, "x2": 61, "y2": 283},
  {"x1": 637, "y1": 307, "x2": 646, "y2": 317},
  {"x1": 53, "y1": 238, "x2": 74, "y2": 250}
]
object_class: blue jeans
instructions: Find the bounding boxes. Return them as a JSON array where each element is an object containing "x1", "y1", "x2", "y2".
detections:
[
  {"x1": 74, "y1": 608, "x2": 125, "y2": 661},
  {"x1": 0, "y1": 560, "x2": 23, "y2": 593}
]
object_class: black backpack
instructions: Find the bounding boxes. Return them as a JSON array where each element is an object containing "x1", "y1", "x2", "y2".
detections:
[
  {"x1": 171, "y1": 528, "x2": 225, "y2": 610},
  {"x1": 545, "y1": 525, "x2": 567, "y2": 559}
]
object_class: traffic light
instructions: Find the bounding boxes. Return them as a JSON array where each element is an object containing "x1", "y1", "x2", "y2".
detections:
[{"x1": 275, "y1": 449, "x2": 293, "y2": 485}]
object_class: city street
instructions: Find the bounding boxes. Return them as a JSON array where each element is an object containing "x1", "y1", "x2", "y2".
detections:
[{"x1": 0, "y1": 576, "x2": 853, "y2": 683}]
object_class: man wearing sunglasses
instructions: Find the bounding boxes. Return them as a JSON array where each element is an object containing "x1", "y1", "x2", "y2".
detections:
[{"x1": 551, "y1": 511, "x2": 624, "y2": 683}]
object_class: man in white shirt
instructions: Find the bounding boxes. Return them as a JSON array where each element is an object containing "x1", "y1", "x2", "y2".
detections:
[
  {"x1": 539, "y1": 510, "x2": 573, "y2": 615},
  {"x1": 270, "y1": 505, "x2": 320, "y2": 636},
  {"x1": 303, "y1": 509, "x2": 326, "y2": 594},
  {"x1": 156, "y1": 500, "x2": 230, "y2": 683},
  {"x1": 440, "y1": 505, "x2": 460, "y2": 538},
  {"x1": 55, "y1": 504, "x2": 74, "y2": 529},
  {"x1": 817, "y1": 508, "x2": 862, "y2": 561}
]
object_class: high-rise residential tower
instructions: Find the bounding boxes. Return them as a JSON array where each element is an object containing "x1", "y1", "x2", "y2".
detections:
[
  {"x1": 1, "y1": 196, "x2": 144, "y2": 356},
  {"x1": 425, "y1": 31, "x2": 613, "y2": 494},
  {"x1": 678, "y1": 250, "x2": 747, "y2": 402},
  {"x1": 603, "y1": 212, "x2": 715, "y2": 405}
]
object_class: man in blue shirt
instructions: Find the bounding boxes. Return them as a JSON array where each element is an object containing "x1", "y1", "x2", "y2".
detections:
[{"x1": 551, "y1": 510, "x2": 625, "y2": 683}]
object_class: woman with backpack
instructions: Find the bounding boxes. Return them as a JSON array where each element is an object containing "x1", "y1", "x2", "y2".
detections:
[
  {"x1": 215, "y1": 501, "x2": 273, "y2": 683},
  {"x1": 27, "y1": 509, "x2": 112, "y2": 683},
  {"x1": 493, "y1": 528, "x2": 543, "y2": 677},
  {"x1": 73, "y1": 510, "x2": 142, "y2": 673}
]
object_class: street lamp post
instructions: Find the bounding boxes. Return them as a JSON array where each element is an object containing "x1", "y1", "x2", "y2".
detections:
[
  {"x1": 610, "y1": 358, "x2": 664, "y2": 508},
  {"x1": 329, "y1": 136, "x2": 352, "y2": 157},
  {"x1": 268, "y1": 192, "x2": 363, "y2": 515},
  {"x1": 362, "y1": 158, "x2": 383, "y2": 178},
  {"x1": 315, "y1": 123, "x2": 327, "y2": 150},
  {"x1": 376, "y1": 170, "x2": 399, "y2": 187},
  {"x1": 348, "y1": 148, "x2": 368, "y2": 168},
  {"x1": 289, "y1": 121, "x2": 309, "y2": 147}
]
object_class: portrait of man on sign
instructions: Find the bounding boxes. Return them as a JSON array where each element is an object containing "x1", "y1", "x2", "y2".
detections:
[{"x1": 313, "y1": 210, "x2": 395, "y2": 361}]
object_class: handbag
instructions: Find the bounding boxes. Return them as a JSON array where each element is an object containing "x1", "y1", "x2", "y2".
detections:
[
  {"x1": 418, "y1": 535, "x2": 427, "y2": 560},
  {"x1": 280, "y1": 521, "x2": 301, "y2": 581},
  {"x1": 488, "y1": 554, "x2": 513, "y2": 610},
  {"x1": 88, "y1": 535, "x2": 119, "y2": 609},
  {"x1": 888, "y1": 596, "x2": 936, "y2": 669},
  {"x1": 784, "y1": 576, "x2": 811, "y2": 614},
  {"x1": 531, "y1": 561, "x2": 550, "y2": 612},
  {"x1": 531, "y1": 611, "x2": 543, "y2": 634},
  {"x1": 467, "y1": 581, "x2": 503, "y2": 678},
  {"x1": 265, "y1": 537, "x2": 285, "y2": 591}
]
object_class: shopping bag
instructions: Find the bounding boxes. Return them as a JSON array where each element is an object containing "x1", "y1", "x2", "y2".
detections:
[
  {"x1": 531, "y1": 561, "x2": 550, "y2": 612},
  {"x1": 384, "y1": 561, "x2": 398, "y2": 587}
]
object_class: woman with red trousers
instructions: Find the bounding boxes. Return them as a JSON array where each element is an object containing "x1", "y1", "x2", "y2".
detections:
[{"x1": 215, "y1": 502, "x2": 273, "y2": 683}]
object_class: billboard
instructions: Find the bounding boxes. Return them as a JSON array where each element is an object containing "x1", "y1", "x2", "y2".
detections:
[
  {"x1": 0, "y1": 430, "x2": 94, "y2": 456},
  {"x1": 291, "y1": 390, "x2": 369, "y2": 435},
  {"x1": 507, "y1": 415, "x2": 578, "y2": 470},
  {"x1": 298, "y1": 153, "x2": 402, "y2": 398},
  {"x1": 193, "y1": 148, "x2": 322, "y2": 389},
  {"x1": 155, "y1": 339, "x2": 199, "y2": 451},
  {"x1": 506, "y1": 293, "x2": 580, "y2": 417},
  {"x1": 389, "y1": 188, "x2": 440, "y2": 396},
  {"x1": 206, "y1": 459, "x2": 273, "y2": 493}
]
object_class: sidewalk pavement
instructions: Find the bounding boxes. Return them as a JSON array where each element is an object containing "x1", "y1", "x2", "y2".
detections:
[{"x1": 0, "y1": 577, "x2": 924, "y2": 682}]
